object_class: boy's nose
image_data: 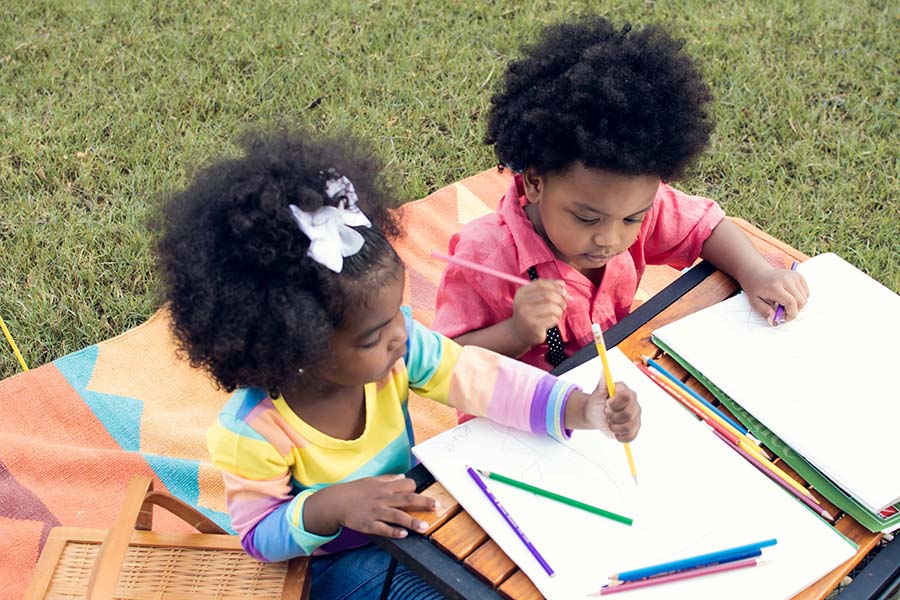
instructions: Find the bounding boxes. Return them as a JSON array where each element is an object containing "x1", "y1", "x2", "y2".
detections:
[{"x1": 592, "y1": 228, "x2": 620, "y2": 251}]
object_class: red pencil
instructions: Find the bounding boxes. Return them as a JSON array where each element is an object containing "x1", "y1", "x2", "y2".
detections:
[{"x1": 594, "y1": 558, "x2": 764, "y2": 595}]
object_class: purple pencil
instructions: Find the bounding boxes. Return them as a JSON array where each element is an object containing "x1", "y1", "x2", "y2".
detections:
[
  {"x1": 773, "y1": 261, "x2": 799, "y2": 325},
  {"x1": 465, "y1": 466, "x2": 554, "y2": 576},
  {"x1": 710, "y1": 429, "x2": 834, "y2": 521}
]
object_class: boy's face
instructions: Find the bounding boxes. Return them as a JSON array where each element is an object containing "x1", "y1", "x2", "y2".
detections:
[
  {"x1": 522, "y1": 163, "x2": 659, "y2": 274},
  {"x1": 320, "y1": 266, "x2": 409, "y2": 386}
]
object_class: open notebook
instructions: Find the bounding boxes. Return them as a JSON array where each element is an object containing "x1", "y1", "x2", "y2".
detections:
[
  {"x1": 652, "y1": 253, "x2": 900, "y2": 517},
  {"x1": 413, "y1": 348, "x2": 855, "y2": 599}
]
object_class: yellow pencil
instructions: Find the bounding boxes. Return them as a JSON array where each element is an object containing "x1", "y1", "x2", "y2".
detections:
[
  {"x1": 591, "y1": 323, "x2": 637, "y2": 484},
  {"x1": 0, "y1": 315, "x2": 29, "y2": 372}
]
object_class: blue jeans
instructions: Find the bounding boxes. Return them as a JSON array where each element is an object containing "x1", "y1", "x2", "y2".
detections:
[{"x1": 310, "y1": 542, "x2": 445, "y2": 599}]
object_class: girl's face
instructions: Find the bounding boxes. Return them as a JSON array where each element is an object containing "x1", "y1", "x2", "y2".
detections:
[
  {"x1": 320, "y1": 267, "x2": 408, "y2": 386},
  {"x1": 522, "y1": 163, "x2": 659, "y2": 274}
]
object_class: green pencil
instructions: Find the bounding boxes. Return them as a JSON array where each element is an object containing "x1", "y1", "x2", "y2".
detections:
[{"x1": 478, "y1": 469, "x2": 633, "y2": 526}]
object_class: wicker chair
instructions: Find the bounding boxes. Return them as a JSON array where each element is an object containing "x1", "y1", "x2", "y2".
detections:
[{"x1": 25, "y1": 475, "x2": 310, "y2": 599}]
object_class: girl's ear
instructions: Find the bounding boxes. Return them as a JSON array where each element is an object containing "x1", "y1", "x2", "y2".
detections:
[{"x1": 522, "y1": 167, "x2": 544, "y2": 204}]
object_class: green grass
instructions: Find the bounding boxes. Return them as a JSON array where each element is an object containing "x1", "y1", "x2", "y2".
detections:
[{"x1": 1, "y1": 0, "x2": 897, "y2": 378}]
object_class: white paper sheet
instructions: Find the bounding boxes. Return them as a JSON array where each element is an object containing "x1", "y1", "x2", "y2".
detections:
[
  {"x1": 653, "y1": 253, "x2": 900, "y2": 513},
  {"x1": 413, "y1": 348, "x2": 856, "y2": 599}
]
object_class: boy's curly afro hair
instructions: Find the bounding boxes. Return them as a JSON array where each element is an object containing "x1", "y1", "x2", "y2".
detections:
[
  {"x1": 154, "y1": 127, "x2": 402, "y2": 392},
  {"x1": 486, "y1": 16, "x2": 714, "y2": 180}
]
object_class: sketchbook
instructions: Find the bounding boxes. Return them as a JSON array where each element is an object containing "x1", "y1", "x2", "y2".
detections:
[
  {"x1": 412, "y1": 349, "x2": 856, "y2": 599},
  {"x1": 652, "y1": 253, "x2": 900, "y2": 515}
]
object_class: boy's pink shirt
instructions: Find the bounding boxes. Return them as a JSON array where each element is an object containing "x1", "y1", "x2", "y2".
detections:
[{"x1": 433, "y1": 174, "x2": 725, "y2": 370}]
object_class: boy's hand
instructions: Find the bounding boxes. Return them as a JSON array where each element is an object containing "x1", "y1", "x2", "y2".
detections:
[
  {"x1": 309, "y1": 475, "x2": 439, "y2": 539},
  {"x1": 741, "y1": 267, "x2": 810, "y2": 325},
  {"x1": 511, "y1": 280, "x2": 568, "y2": 347},
  {"x1": 566, "y1": 382, "x2": 641, "y2": 442}
]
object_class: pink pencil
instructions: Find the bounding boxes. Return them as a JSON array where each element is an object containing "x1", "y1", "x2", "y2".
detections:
[
  {"x1": 431, "y1": 251, "x2": 529, "y2": 286},
  {"x1": 595, "y1": 558, "x2": 763, "y2": 595}
]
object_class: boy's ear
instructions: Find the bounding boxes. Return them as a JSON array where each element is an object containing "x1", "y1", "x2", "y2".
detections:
[{"x1": 521, "y1": 167, "x2": 544, "y2": 204}]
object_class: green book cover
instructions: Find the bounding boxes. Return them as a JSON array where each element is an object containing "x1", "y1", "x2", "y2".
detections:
[{"x1": 652, "y1": 335, "x2": 899, "y2": 534}]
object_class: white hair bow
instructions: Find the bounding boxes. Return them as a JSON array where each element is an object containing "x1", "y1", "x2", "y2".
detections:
[{"x1": 289, "y1": 174, "x2": 372, "y2": 273}]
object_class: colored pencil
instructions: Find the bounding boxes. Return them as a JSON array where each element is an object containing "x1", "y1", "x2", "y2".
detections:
[
  {"x1": 596, "y1": 558, "x2": 764, "y2": 595},
  {"x1": 773, "y1": 261, "x2": 800, "y2": 325},
  {"x1": 711, "y1": 429, "x2": 833, "y2": 520},
  {"x1": 636, "y1": 363, "x2": 745, "y2": 444},
  {"x1": 0, "y1": 315, "x2": 29, "y2": 372},
  {"x1": 609, "y1": 538, "x2": 776, "y2": 582},
  {"x1": 605, "y1": 549, "x2": 762, "y2": 588},
  {"x1": 636, "y1": 363, "x2": 816, "y2": 501},
  {"x1": 592, "y1": 324, "x2": 638, "y2": 485},
  {"x1": 431, "y1": 251, "x2": 530, "y2": 286},
  {"x1": 737, "y1": 439, "x2": 817, "y2": 500},
  {"x1": 465, "y1": 466, "x2": 554, "y2": 576},
  {"x1": 478, "y1": 469, "x2": 633, "y2": 526},
  {"x1": 642, "y1": 355, "x2": 748, "y2": 434},
  {"x1": 641, "y1": 362, "x2": 770, "y2": 458}
]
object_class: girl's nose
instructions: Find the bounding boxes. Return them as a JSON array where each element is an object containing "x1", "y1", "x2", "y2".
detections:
[{"x1": 386, "y1": 317, "x2": 408, "y2": 353}]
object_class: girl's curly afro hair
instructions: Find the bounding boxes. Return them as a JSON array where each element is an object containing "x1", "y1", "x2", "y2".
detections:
[
  {"x1": 154, "y1": 127, "x2": 402, "y2": 392},
  {"x1": 486, "y1": 16, "x2": 714, "y2": 180}
]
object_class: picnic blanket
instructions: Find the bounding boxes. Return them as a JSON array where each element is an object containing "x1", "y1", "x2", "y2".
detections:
[{"x1": 1, "y1": 168, "x2": 681, "y2": 598}]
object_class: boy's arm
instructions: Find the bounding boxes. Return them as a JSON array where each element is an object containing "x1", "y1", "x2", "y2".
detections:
[
  {"x1": 435, "y1": 262, "x2": 513, "y2": 352},
  {"x1": 434, "y1": 233, "x2": 568, "y2": 358},
  {"x1": 699, "y1": 218, "x2": 773, "y2": 285},
  {"x1": 700, "y1": 219, "x2": 809, "y2": 323},
  {"x1": 454, "y1": 318, "x2": 530, "y2": 357},
  {"x1": 453, "y1": 279, "x2": 568, "y2": 358}
]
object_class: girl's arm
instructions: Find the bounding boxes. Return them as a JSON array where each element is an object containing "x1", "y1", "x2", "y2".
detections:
[
  {"x1": 208, "y1": 420, "x2": 340, "y2": 561},
  {"x1": 208, "y1": 399, "x2": 352, "y2": 561},
  {"x1": 302, "y1": 475, "x2": 436, "y2": 540},
  {"x1": 209, "y1": 395, "x2": 439, "y2": 559},
  {"x1": 404, "y1": 311, "x2": 640, "y2": 442}
]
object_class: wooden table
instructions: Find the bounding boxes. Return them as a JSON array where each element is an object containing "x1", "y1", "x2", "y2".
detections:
[{"x1": 374, "y1": 219, "x2": 884, "y2": 600}]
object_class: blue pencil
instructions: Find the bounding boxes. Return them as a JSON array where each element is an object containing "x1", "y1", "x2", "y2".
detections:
[
  {"x1": 610, "y1": 539, "x2": 777, "y2": 582},
  {"x1": 642, "y1": 355, "x2": 748, "y2": 434},
  {"x1": 466, "y1": 466, "x2": 554, "y2": 577}
]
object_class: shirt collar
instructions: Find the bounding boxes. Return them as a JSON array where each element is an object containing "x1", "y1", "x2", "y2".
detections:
[{"x1": 497, "y1": 174, "x2": 559, "y2": 274}]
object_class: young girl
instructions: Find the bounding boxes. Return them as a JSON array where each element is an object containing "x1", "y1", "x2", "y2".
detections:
[
  {"x1": 433, "y1": 17, "x2": 810, "y2": 370},
  {"x1": 155, "y1": 129, "x2": 641, "y2": 598}
]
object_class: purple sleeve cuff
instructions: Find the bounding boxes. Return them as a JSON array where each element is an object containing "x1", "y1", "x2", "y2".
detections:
[{"x1": 529, "y1": 374, "x2": 576, "y2": 442}]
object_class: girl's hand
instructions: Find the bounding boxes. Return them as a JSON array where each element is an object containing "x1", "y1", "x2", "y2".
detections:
[
  {"x1": 582, "y1": 381, "x2": 641, "y2": 442},
  {"x1": 511, "y1": 280, "x2": 568, "y2": 347},
  {"x1": 741, "y1": 267, "x2": 810, "y2": 325},
  {"x1": 329, "y1": 475, "x2": 439, "y2": 539}
]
